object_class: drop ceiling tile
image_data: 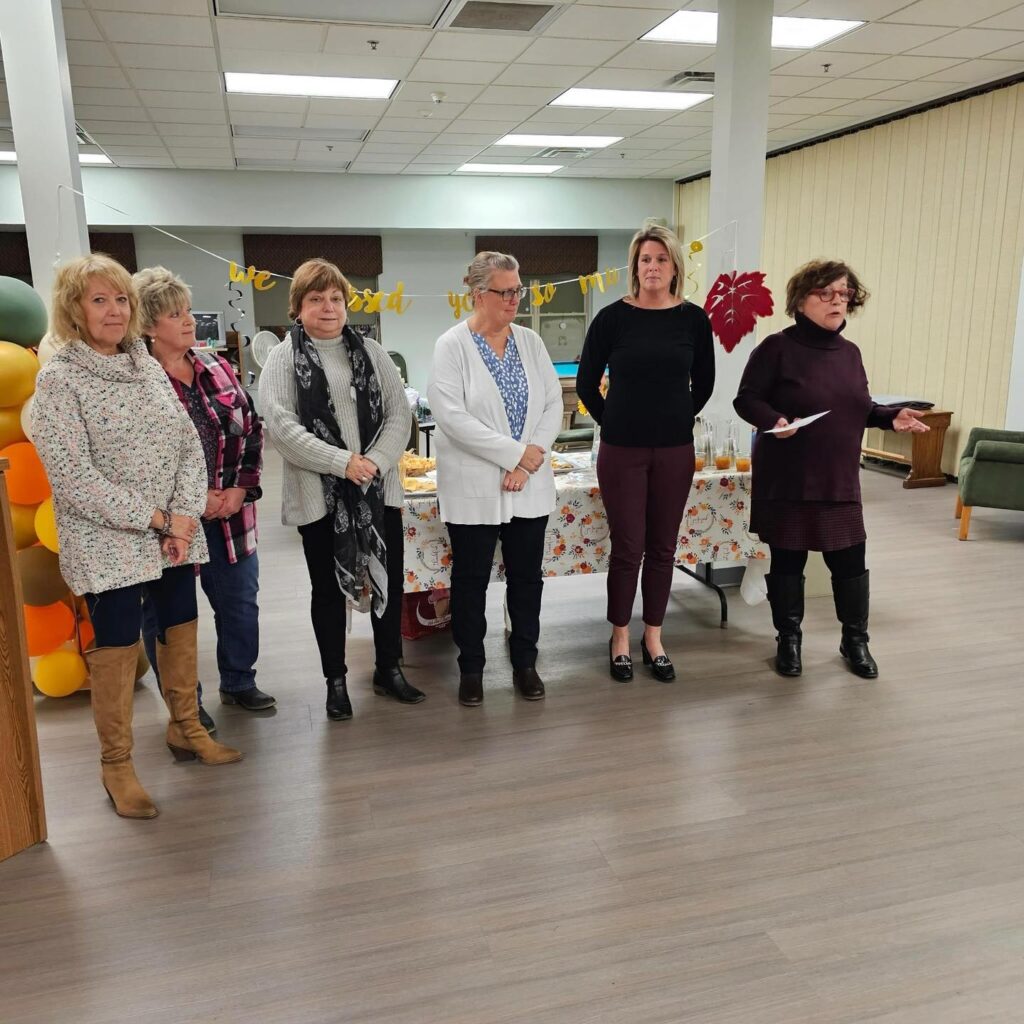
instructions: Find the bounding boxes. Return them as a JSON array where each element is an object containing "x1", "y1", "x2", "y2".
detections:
[
  {"x1": 474, "y1": 84, "x2": 563, "y2": 105},
  {"x1": 409, "y1": 59, "x2": 503, "y2": 84},
  {"x1": 62, "y1": 9, "x2": 102, "y2": 40},
  {"x1": 360, "y1": 142, "x2": 426, "y2": 155},
  {"x1": 434, "y1": 131, "x2": 496, "y2": 145},
  {"x1": 421, "y1": 30, "x2": 531, "y2": 62},
  {"x1": 770, "y1": 95, "x2": 844, "y2": 113},
  {"x1": 977, "y1": 9, "x2": 1024, "y2": 30},
  {"x1": 771, "y1": 50, "x2": 885, "y2": 76},
  {"x1": 589, "y1": 109, "x2": 685, "y2": 126},
  {"x1": 881, "y1": 0, "x2": 1020, "y2": 26},
  {"x1": 216, "y1": 18, "x2": 325, "y2": 52},
  {"x1": 167, "y1": 142, "x2": 234, "y2": 156},
  {"x1": 516, "y1": 106, "x2": 603, "y2": 124},
  {"x1": 574, "y1": 67, "x2": 674, "y2": 89},
  {"x1": 349, "y1": 162, "x2": 410, "y2": 172},
  {"x1": 92, "y1": 11, "x2": 214, "y2": 46},
  {"x1": 224, "y1": 109, "x2": 303, "y2": 128},
  {"x1": 227, "y1": 95, "x2": 308, "y2": 114},
  {"x1": 769, "y1": 74, "x2": 833, "y2": 95},
  {"x1": 296, "y1": 140, "x2": 360, "y2": 158},
  {"x1": 848, "y1": 55, "x2": 967, "y2": 78},
  {"x1": 323, "y1": 26, "x2": 432, "y2": 58},
  {"x1": 544, "y1": 4, "x2": 673, "y2": 40},
  {"x1": 493, "y1": 63, "x2": 586, "y2": 87},
  {"x1": 71, "y1": 86, "x2": 142, "y2": 107},
  {"x1": 402, "y1": 165, "x2": 455, "y2": 174},
  {"x1": 128, "y1": 70, "x2": 223, "y2": 93},
  {"x1": 384, "y1": 101, "x2": 460, "y2": 120},
  {"x1": 825, "y1": 22, "x2": 951, "y2": 54},
  {"x1": 766, "y1": 112, "x2": 806, "y2": 128},
  {"x1": 162, "y1": 133, "x2": 232, "y2": 148},
  {"x1": 103, "y1": 145, "x2": 170, "y2": 157},
  {"x1": 922, "y1": 57, "x2": 1024, "y2": 82},
  {"x1": 111, "y1": 43, "x2": 217, "y2": 73},
  {"x1": 139, "y1": 90, "x2": 226, "y2": 111},
  {"x1": 373, "y1": 115, "x2": 451, "y2": 131},
  {"x1": 869, "y1": 79, "x2": 956, "y2": 101},
  {"x1": 154, "y1": 122, "x2": 231, "y2": 137},
  {"x1": 459, "y1": 103, "x2": 538, "y2": 120},
  {"x1": 647, "y1": 109, "x2": 715, "y2": 127},
  {"x1": 78, "y1": 119, "x2": 155, "y2": 134},
  {"x1": 909, "y1": 28, "x2": 1024, "y2": 58},
  {"x1": 90, "y1": 132, "x2": 162, "y2": 146},
  {"x1": 802, "y1": 77, "x2": 903, "y2": 99},
  {"x1": 307, "y1": 98, "x2": 392, "y2": 117},
  {"x1": 369, "y1": 129, "x2": 442, "y2": 144},
  {"x1": 783, "y1": 0, "x2": 911, "y2": 16},
  {"x1": 518, "y1": 37, "x2": 625, "y2": 66},
  {"x1": 635, "y1": 125, "x2": 710, "y2": 139},
  {"x1": 84, "y1": 0, "x2": 209, "y2": 13},
  {"x1": 173, "y1": 155, "x2": 236, "y2": 168},
  {"x1": 147, "y1": 108, "x2": 230, "y2": 125},
  {"x1": 605, "y1": 42, "x2": 716, "y2": 71},
  {"x1": 412, "y1": 152, "x2": 476, "y2": 163},
  {"x1": 70, "y1": 66, "x2": 131, "y2": 88},
  {"x1": 990, "y1": 40, "x2": 1024, "y2": 60},
  {"x1": 232, "y1": 139, "x2": 299, "y2": 155},
  {"x1": 66, "y1": 40, "x2": 116, "y2": 66},
  {"x1": 785, "y1": 112, "x2": 864, "y2": 130},
  {"x1": 395, "y1": 82, "x2": 484, "y2": 103},
  {"x1": 75, "y1": 104, "x2": 151, "y2": 121},
  {"x1": 828, "y1": 97, "x2": 907, "y2": 116},
  {"x1": 112, "y1": 156, "x2": 175, "y2": 166},
  {"x1": 419, "y1": 144, "x2": 484, "y2": 156}
]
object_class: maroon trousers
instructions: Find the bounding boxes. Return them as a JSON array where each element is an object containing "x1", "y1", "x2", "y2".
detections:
[{"x1": 596, "y1": 442, "x2": 695, "y2": 627}]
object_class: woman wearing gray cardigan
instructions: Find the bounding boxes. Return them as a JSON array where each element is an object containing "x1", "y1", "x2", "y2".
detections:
[
  {"x1": 31, "y1": 254, "x2": 242, "y2": 821},
  {"x1": 261, "y1": 258, "x2": 424, "y2": 721},
  {"x1": 428, "y1": 251, "x2": 563, "y2": 707}
]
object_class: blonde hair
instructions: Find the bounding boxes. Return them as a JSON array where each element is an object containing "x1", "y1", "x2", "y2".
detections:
[
  {"x1": 627, "y1": 222, "x2": 686, "y2": 300},
  {"x1": 464, "y1": 251, "x2": 519, "y2": 306},
  {"x1": 50, "y1": 253, "x2": 140, "y2": 346},
  {"x1": 289, "y1": 258, "x2": 352, "y2": 321},
  {"x1": 132, "y1": 266, "x2": 193, "y2": 338}
]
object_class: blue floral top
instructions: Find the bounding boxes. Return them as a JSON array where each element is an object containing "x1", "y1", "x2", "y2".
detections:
[{"x1": 470, "y1": 330, "x2": 530, "y2": 441}]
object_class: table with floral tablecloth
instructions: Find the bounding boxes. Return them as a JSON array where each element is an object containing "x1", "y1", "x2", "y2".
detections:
[{"x1": 402, "y1": 455, "x2": 767, "y2": 593}]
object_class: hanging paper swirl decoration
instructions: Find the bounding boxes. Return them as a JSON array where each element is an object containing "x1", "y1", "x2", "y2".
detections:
[{"x1": 226, "y1": 282, "x2": 250, "y2": 350}]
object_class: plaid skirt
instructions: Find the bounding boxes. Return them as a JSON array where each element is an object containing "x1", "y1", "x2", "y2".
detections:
[{"x1": 750, "y1": 499, "x2": 866, "y2": 552}]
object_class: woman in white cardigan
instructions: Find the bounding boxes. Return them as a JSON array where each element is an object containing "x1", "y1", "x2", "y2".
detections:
[{"x1": 428, "y1": 251, "x2": 563, "y2": 707}]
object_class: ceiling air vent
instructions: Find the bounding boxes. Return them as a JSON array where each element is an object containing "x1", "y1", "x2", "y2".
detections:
[
  {"x1": 439, "y1": 1, "x2": 561, "y2": 33},
  {"x1": 665, "y1": 71, "x2": 715, "y2": 87},
  {"x1": 536, "y1": 146, "x2": 592, "y2": 159}
]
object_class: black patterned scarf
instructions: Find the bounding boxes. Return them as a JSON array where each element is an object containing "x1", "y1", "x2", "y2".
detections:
[{"x1": 290, "y1": 321, "x2": 389, "y2": 616}]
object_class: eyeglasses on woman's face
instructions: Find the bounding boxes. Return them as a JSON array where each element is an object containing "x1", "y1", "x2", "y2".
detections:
[
  {"x1": 808, "y1": 286, "x2": 855, "y2": 304},
  {"x1": 484, "y1": 286, "x2": 528, "y2": 302}
]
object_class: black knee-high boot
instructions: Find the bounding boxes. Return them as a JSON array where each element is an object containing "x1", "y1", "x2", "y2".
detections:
[
  {"x1": 831, "y1": 571, "x2": 878, "y2": 679},
  {"x1": 766, "y1": 573, "x2": 803, "y2": 677}
]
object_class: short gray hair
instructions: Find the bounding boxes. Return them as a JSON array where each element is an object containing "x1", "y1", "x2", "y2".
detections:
[{"x1": 464, "y1": 251, "x2": 519, "y2": 303}]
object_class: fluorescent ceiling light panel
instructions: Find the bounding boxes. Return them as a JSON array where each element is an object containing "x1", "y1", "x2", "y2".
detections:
[
  {"x1": 457, "y1": 163, "x2": 562, "y2": 174},
  {"x1": 224, "y1": 71, "x2": 397, "y2": 99},
  {"x1": 641, "y1": 13, "x2": 861, "y2": 48},
  {"x1": 495, "y1": 134, "x2": 623, "y2": 148},
  {"x1": 0, "y1": 150, "x2": 112, "y2": 165},
  {"x1": 551, "y1": 88, "x2": 711, "y2": 111}
]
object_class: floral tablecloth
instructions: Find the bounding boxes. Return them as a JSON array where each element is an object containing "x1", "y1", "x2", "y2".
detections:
[{"x1": 402, "y1": 455, "x2": 768, "y2": 593}]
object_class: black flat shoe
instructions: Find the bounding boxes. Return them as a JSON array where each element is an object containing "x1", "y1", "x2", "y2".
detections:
[
  {"x1": 459, "y1": 673, "x2": 483, "y2": 706},
  {"x1": 220, "y1": 686, "x2": 277, "y2": 711},
  {"x1": 325, "y1": 676, "x2": 353, "y2": 721},
  {"x1": 373, "y1": 665, "x2": 426, "y2": 704},
  {"x1": 641, "y1": 637, "x2": 675, "y2": 682},
  {"x1": 608, "y1": 638, "x2": 633, "y2": 682},
  {"x1": 512, "y1": 667, "x2": 545, "y2": 701},
  {"x1": 198, "y1": 704, "x2": 217, "y2": 734}
]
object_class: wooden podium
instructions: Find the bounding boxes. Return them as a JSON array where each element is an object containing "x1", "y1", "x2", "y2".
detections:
[
  {"x1": 863, "y1": 409, "x2": 953, "y2": 489},
  {"x1": 0, "y1": 457, "x2": 47, "y2": 862}
]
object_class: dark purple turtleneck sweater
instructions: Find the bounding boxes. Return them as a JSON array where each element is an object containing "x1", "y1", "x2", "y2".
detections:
[{"x1": 733, "y1": 313, "x2": 898, "y2": 503}]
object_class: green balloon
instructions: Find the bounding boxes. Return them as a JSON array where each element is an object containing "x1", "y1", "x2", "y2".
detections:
[{"x1": 0, "y1": 276, "x2": 48, "y2": 349}]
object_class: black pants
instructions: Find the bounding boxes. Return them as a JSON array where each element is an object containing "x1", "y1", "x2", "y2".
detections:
[
  {"x1": 85, "y1": 564, "x2": 198, "y2": 649},
  {"x1": 298, "y1": 507, "x2": 403, "y2": 677},
  {"x1": 446, "y1": 515, "x2": 548, "y2": 675},
  {"x1": 769, "y1": 542, "x2": 866, "y2": 581}
]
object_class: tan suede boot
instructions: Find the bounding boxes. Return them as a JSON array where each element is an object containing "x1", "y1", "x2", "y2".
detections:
[
  {"x1": 85, "y1": 643, "x2": 158, "y2": 819},
  {"x1": 157, "y1": 620, "x2": 243, "y2": 766}
]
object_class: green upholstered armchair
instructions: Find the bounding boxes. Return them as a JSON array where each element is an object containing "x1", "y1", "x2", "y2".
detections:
[{"x1": 955, "y1": 427, "x2": 1024, "y2": 539}]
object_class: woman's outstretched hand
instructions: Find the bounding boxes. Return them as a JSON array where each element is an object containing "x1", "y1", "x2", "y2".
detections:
[{"x1": 893, "y1": 408, "x2": 930, "y2": 433}]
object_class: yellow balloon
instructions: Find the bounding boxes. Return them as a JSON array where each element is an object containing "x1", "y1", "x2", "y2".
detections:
[
  {"x1": 10, "y1": 502, "x2": 39, "y2": 549},
  {"x1": 0, "y1": 405, "x2": 26, "y2": 447},
  {"x1": 34, "y1": 497, "x2": 59, "y2": 553},
  {"x1": 33, "y1": 649, "x2": 88, "y2": 698},
  {"x1": 0, "y1": 341, "x2": 39, "y2": 409}
]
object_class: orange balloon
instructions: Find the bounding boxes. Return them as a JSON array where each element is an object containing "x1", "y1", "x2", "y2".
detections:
[
  {"x1": 1, "y1": 441, "x2": 50, "y2": 504},
  {"x1": 24, "y1": 600, "x2": 75, "y2": 657},
  {"x1": 78, "y1": 619, "x2": 95, "y2": 651}
]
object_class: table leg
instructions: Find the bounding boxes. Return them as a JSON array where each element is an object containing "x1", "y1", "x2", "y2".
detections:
[{"x1": 675, "y1": 562, "x2": 728, "y2": 628}]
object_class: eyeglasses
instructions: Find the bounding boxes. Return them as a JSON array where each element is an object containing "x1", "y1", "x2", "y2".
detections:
[
  {"x1": 485, "y1": 286, "x2": 528, "y2": 302},
  {"x1": 808, "y1": 287, "x2": 856, "y2": 303}
]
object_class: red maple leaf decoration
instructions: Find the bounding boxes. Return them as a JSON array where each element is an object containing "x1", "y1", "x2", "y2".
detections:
[{"x1": 703, "y1": 271, "x2": 774, "y2": 353}]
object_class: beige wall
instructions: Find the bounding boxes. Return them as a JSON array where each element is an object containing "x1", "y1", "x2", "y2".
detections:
[{"x1": 676, "y1": 82, "x2": 1024, "y2": 474}]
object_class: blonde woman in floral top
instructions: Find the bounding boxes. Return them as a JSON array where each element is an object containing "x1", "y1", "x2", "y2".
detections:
[{"x1": 31, "y1": 254, "x2": 243, "y2": 821}]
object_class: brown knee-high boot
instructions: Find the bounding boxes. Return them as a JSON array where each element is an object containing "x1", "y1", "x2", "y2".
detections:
[
  {"x1": 85, "y1": 642, "x2": 158, "y2": 819},
  {"x1": 158, "y1": 620, "x2": 243, "y2": 765}
]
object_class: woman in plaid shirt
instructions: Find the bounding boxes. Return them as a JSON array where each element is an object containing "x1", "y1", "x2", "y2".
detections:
[{"x1": 136, "y1": 267, "x2": 274, "y2": 726}]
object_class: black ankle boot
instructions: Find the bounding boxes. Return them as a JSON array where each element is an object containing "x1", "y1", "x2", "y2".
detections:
[
  {"x1": 325, "y1": 676, "x2": 353, "y2": 720},
  {"x1": 832, "y1": 571, "x2": 878, "y2": 679},
  {"x1": 373, "y1": 665, "x2": 425, "y2": 704},
  {"x1": 459, "y1": 673, "x2": 483, "y2": 707},
  {"x1": 766, "y1": 573, "x2": 803, "y2": 677},
  {"x1": 512, "y1": 666, "x2": 545, "y2": 700}
]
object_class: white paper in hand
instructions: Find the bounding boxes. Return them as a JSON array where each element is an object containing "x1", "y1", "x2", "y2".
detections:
[{"x1": 763, "y1": 410, "x2": 830, "y2": 434}]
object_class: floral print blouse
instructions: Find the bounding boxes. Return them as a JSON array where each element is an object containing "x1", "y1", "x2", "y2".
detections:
[{"x1": 470, "y1": 330, "x2": 530, "y2": 441}]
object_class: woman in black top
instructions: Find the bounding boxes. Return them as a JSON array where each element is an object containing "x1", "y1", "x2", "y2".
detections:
[{"x1": 577, "y1": 223, "x2": 715, "y2": 682}]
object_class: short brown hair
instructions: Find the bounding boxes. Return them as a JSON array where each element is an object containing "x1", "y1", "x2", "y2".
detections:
[
  {"x1": 288, "y1": 258, "x2": 352, "y2": 321},
  {"x1": 50, "y1": 253, "x2": 140, "y2": 346},
  {"x1": 627, "y1": 222, "x2": 686, "y2": 300},
  {"x1": 132, "y1": 266, "x2": 192, "y2": 338},
  {"x1": 785, "y1": 259, "x2": 869, "y2": 318}
]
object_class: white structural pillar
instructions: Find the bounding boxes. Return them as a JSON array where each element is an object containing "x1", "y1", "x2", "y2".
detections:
[
  {"x1": 704, "y1": 0, "x2": 773, "y2": 425},
  {"x1": 0, "y1": 0, "x2": 90, "y2": 303}
]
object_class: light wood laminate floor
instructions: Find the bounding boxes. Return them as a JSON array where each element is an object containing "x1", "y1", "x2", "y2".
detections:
[{"x1": 3, "y1": 453, "x2": 1024, "y2": 1024}]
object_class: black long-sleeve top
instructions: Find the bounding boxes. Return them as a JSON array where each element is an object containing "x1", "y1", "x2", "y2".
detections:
[
  {"x1": 733, "y1": 313, "x2": 899, "y2": 503},
  {"x1": 575, "y1": 299, "x2": 716, "y2": 447}
]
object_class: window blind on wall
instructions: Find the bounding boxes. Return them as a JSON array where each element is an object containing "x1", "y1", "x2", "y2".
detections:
[
  {"x1": 242, "y1": 234, "x2": 383, "y2": 278},
  {"x1": 474, "y1": 235, "x2": 598, "y2": 276}
]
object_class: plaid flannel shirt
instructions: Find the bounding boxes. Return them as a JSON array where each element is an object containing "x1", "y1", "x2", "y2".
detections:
[{"x1": 166, "y1": 350, "x2": 263, "y2": 563}]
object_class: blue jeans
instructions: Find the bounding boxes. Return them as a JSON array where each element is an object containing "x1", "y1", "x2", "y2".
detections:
[
  {"x1": 143, "y1": 522, "x2": 260, "y2": 696},
  {"x1": 88, "y1": 564, "x2": 197, "y2": 649}
]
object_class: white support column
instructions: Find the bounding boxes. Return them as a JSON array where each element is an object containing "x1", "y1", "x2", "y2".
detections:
[
  {"x1": 703, "y1": 0, "x2": 773, "y2": 426},
  {"x1": 0, "y1": 0, "x2": 90, "y2": 303}
]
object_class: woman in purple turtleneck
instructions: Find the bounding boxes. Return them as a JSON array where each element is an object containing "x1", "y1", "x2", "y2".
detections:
[{"x1": 734, "y1": 260, "x2": 928, "y2": 680}]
